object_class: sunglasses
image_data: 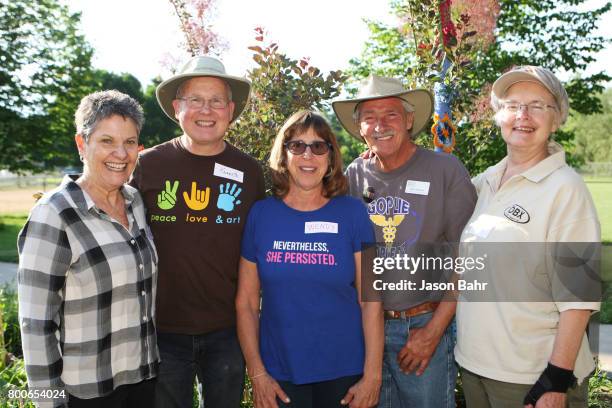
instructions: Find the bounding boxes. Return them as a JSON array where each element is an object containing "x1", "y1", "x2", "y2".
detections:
[{"x1": 284, "y1": 140, "x2": 332, "y2": 155}]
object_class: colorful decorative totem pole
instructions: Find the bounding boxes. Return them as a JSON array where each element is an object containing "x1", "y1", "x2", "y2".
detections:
[{"x1": 431, "y1": 0, "x2": 458, "y2": 153}]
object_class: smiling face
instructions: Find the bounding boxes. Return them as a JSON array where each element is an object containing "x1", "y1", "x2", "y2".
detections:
[
  {"x1": 285, "y1": 127, "x2": 330, "y2": 195},
  {"x1": 357, "y1": 97, "x2": 415, "y2": 169},
  {"x1": 75, "y1": 115, "x2": 139, "y2": 192},
  {"x1": 172, "y1": 77, "x2": 235, "y2": 155},
  {"x1": 498, "y1": 81, "x2": 559, "y2": 154}
]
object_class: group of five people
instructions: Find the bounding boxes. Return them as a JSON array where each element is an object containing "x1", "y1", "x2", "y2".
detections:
[{"x1": 17, "y1": 56, "x2": 600, "y2": 408}]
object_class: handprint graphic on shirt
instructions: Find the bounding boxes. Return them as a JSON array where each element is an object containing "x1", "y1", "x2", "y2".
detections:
[
  {"x1": 157, "y1": 180, "x2": 179, "y2": 210},
  {"x1": 183, "y1": 182, "x2": 211, "y2": 211},
  {"x1": 217, "y1": 182, "x2": 242, "y2": 212}
]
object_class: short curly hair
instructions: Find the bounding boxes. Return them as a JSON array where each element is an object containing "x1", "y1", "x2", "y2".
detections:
[{"x1": 75, "y1": 90, "x2": 144, "y2": 141}]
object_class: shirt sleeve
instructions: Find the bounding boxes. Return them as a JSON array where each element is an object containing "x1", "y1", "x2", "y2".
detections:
[
  {"x1": 128, "y1": 159, "x2": 142, "y2": 190},
  {"x1": 241, "y1": 201, "x2": 260, "y2": 262},
  {"x1": 443, "y1": 159, "x2": 478, "y2": 242},
  {"x1": 352, "y1": 200, "x2": 375, "y2": 253},
  {"x1": 17, "y1": 202, "x2": 71, "y2": 401},
  {"x1": 471, "y1": 172, "x2": 485, "y2": 195},
  {"x1": 546, "y1": 179, "x2": 601, "y2": 312}
]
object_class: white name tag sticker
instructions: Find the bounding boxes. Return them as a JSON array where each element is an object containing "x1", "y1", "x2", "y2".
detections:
[
  {"x1": 304, "y1": 222, "x2": 338, "y2": 234},
  {"x1": 405, "y1": 180, "x2": 430, "y2": 196},
  {"x1": 214, "y1": 163, "x2": 244, "y2": 183}
]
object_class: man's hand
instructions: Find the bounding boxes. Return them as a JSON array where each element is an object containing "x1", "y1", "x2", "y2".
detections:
[
  {"x1": 183, "y1": 182, "x2": 211, "y2": 211},
  {"x1": 157, "y1": 180, "x2": 179, "y2": 210},
  {"x1": 525, "y1": 391, "x2": 566, "y2": 408},
  {"x1": 397, "y1": 326, "x2": 442, "y2": 376}
]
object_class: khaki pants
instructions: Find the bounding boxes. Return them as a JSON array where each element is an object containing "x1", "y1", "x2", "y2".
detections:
[{"x1": 460, "y1": 367, "x2": 588, "y2": 408}]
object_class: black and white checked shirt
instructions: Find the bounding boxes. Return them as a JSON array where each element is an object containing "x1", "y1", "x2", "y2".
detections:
[{"x1": 18, "y1": 175, "x2": 159, "y2": 405}]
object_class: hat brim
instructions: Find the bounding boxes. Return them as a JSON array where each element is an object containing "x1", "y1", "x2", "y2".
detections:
[
  {"x1": 332, "y1": 89, "x2": 434, "y2": 141},
  {"x1": 156, "y1": 73, "x2": 251, "y2": 123},
  {"x1": 492, "y1": 71, "x2": 553, "y2": 99}
]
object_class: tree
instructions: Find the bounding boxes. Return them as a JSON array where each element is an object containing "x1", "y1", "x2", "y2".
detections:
[
  {"x1": 140, "y1": 77, "x2": 182, "y2": 148},
  {"x1": 95, "y1": 70, "x2": 144, "y2": 103},
  {"x1": 166, "y1": 0, "x2": 348, "y2": 181},
  {"x1": 227, "y1": 28, "x2": 346, "y2": 171},
  {"x1": 565, "y1": 87, "x2": 612, "y2": 163},
  {"x1": 0, "y1": 0, "x2": 95, "y2": 173},
  {"x1": 44, "y1": 69, "x2": 148, "y2": 169},
  {"x1": 328, "y1": 113, "x2": 365, "y2": 167},
  {"x1": 348, "y1": 0, "x2": 611, "y2": 174}
]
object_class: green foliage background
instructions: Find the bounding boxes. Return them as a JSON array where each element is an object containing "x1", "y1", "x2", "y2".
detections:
[
  {"x1": 1, "y1": 0, "x2": 612, "y2": 404},
  {"x1": 566, "y1": 89, "x2": 612, "y2": 163},
  {"x1": 347, "y1": 0, "x2": 611, "y2": 175}
]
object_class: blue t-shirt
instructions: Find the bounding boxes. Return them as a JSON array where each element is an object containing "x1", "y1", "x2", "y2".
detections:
[{"x1": 241, "y1": 195, "x2": 375, "y2": 384}]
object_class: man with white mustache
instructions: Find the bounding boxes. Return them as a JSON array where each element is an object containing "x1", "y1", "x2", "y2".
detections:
[
  {"x1": 333, "y1": 75, "x2": 477, "y2": 407},
  {"x1": 130, "y1": 56, "x2": 265, "y2": 408}
]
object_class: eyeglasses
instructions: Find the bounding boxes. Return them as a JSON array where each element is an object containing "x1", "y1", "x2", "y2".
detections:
[
  {"x1": 284, "y1": 140, "x2": 332, "y2": 155},
  {"x1": 501, "y1": 101, "x2": 557, "y2": 115},
  {"x1": 176, "y1": 96, "x2": 229, "y2": 110}
]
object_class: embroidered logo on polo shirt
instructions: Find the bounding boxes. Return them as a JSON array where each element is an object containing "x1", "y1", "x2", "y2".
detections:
[{"x1": 504, "y1": 204, "x2": 530, "y2": 224}]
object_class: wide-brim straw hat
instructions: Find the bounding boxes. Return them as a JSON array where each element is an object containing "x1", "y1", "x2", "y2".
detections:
[
  {"x1": 156, "y1": 56, "x2": 251, "y2": 123},
  {"x1": 332, "y1": 75, "x2": 433, "y2": 141}
]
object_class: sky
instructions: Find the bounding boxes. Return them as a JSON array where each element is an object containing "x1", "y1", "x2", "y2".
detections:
[{"x1": 65, "y1": 0, "x2": 611, "y2": 88}]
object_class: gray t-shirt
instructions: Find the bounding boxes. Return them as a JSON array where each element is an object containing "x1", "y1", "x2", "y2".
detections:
[{"x1": 346, "y1": 146, "x2": 477, "y2": 309}]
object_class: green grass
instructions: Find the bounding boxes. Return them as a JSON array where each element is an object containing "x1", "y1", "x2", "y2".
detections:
[
  {"x1": 586, "y1": 179, "x2": 612, "y2": 244},
  {"x1": 0, "y1": 177, "x2": 62, "y2": 191},
  {"x1": 0, "y1": 215, "x2": 27, "y2": 263}
]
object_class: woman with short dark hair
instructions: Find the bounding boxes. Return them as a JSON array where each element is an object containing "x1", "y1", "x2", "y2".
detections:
[{"x1": 18, "y1": 90, "x2": 159, "y2": 407}]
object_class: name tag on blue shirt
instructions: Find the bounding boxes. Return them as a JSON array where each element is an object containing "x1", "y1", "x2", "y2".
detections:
[{"x1": 304, "y1": 222, "x2": 338, "y2": 234}]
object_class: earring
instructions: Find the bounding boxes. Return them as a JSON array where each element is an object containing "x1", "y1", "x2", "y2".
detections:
[{"x1": 324, "y1": 166, "x2": 333, "y2": 179}]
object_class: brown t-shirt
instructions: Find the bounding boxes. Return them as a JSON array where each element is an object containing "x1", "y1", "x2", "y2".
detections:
[{"x1": 131, "y1": 138, "x2": 265, "y2": 334}]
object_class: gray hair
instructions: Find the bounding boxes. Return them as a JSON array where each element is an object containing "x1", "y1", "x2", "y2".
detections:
[
  {"x1": 75, "y1": 90, "x2": 144, "y2": 141},
  {"x1": 352, "y1": 97, "x2": 415, "y2": 123},
  {"x1": 491, "y1": 65, "x2": 569, "y2": 126},
  {"x1": 175, "y1": 77, "x2": 233, "y2": 101}
]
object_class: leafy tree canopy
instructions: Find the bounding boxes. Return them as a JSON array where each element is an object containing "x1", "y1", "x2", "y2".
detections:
[
  {"x1": 0, "y1": 0, "x2": 94, "y2": 173},
  {"x1": 42, "y1": 69, "x2": 148, "y2": 170},
  {"x1": 0, "y1": 0, "x2": 163, "y2": 173},
  {"x1": 140, "y1": 77, "x2": 182, "y2": 149},
  {"x1": 565, "y1": 87, "x2": 612, "y2": 163},
  {"x1": 348, "y1": 0, "x2": 611, "y2": 174},
  {"x1": 227, "y1": 28, "x2": 345, "y2": 176}
]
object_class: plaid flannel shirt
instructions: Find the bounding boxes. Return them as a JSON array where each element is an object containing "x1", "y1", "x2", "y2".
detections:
[{"x1": 18, "y1": 175, "x2": 159, "y2": 406}]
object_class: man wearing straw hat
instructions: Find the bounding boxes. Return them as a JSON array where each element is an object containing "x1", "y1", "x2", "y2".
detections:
[
  {"x1": 333, "y1": 75, "x2": 476, "y2": 407},
  {"x1": 131, "y1": 56, "x2": 265, "y2": 408}
]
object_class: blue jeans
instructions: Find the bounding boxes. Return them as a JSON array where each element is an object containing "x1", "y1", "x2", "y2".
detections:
[
  {"x1": 155, "y1": 328, "x2": 245, "y2": 408},
  {"x1": 378, "y1": 313, "x2": 456, "y2": 408}
]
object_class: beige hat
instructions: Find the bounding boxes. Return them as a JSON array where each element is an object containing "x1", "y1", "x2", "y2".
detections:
[
  {"x1": 156, "y1": 56, "x2": 251, "y2": 123},
  {"x1": 491, "y1": 65, "x2": 569, "y2": 124},
  {"x1": 332, "y1": 75, "x2": 433, "y2": 141}
]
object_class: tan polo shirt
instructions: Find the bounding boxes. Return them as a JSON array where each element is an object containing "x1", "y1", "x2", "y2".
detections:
[{"x1": 455, "y1": 141, "x2": 601, "y2": 385}]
